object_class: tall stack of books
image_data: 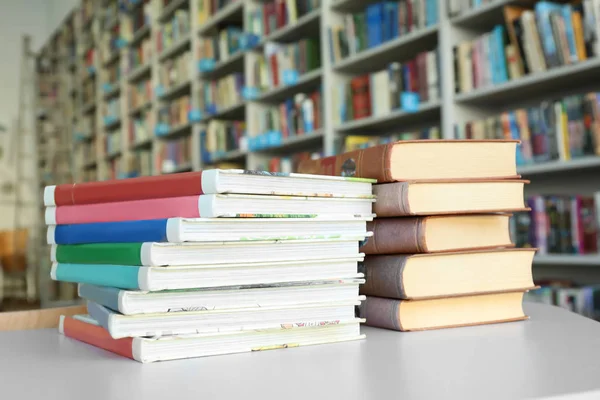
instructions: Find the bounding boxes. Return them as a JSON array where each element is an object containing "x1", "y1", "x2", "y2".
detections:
[
  {"x1": 43, "y1": 170, "x2": 375, "y2": 362},
  {"x1": 299, "y1": 139, "x2": 537, "y2": 331}
]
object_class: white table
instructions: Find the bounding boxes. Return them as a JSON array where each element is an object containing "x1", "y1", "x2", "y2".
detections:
[{"x1": 2, "y1": 303, "x2": 600, "y2": 400}]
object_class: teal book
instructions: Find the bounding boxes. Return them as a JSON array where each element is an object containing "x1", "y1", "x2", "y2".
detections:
[{"x1": 51, "y1": 257, "x2": 364, "y2": 291}]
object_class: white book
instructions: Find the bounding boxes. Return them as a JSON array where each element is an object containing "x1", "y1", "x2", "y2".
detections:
[
  {"x1": 87, "y1": 300, "x2": 362, "y2": 339},
  {"x1": 78, "y1": 279, "x2": 364, "y2": 315}
]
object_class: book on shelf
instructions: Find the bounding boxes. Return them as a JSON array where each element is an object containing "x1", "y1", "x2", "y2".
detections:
[
  {"x1": 129, "y1": 0, "x2": 153, "y2": 33},
  {"x1": 45, "y1": 194, "x2": 375, "y2": 224},
  {"x1": 129, "y1": 109, "x2": 153, "y2": 146},
  {"x1": 59, "y1": 315, "x2": 362, "y2": 363},
  {"x1": 106, "y1": 158, "x2": 121, "y2": 181},
  {"x1": 156, "y1": 134, "x2": 191, "y2": 173},
  {"x1": 454, "y1": 2, "x2": 599, "y2": 95},
  {"x1": 129, "y1": 79, "x2": 152, "y2": 110},
  {"x1": 358, "y1": 291, "x2": 529, "y2": 331},
  {"x1": 156, "y1": 9, "x2": 191, "y2": 53},
  {"x1": 78, "y1": 279, "x2": 363, "y2": 315},
  {"x1": 159, "y1": 50, "x2": 191, "y2": 90},
  {"x1": 266, "y1": 152, "x2": 322, "y2": 173},
  {"x1": 157, "y1": 95, "x2": 191, "y2": 130},
  {"x1": 202, "y1": 72, "x2": 244, "y2": 114},
  {"x1": 102, "y1": 63, "x2": 121, "y2": 92},
  {"x1": 43, "y1": 169, "x2": 375, "y2": 207},
  {"x1": 298, "y1": 139, "x2": 519, "y2": 181},
  {"x1": 250, "y1": 89, "x2": 322, "y2": 144},
  {"x1": 247, "y1": 0, "x2": 321, "y2": 38},
  {"x1": 328, "y1": 0, "x2": 438, "y2": 64},
  {"x1": 104, "y1": 129, "x2": 122, "y2": 156},
  {"x1": 247, "y1": 38, "x2": 321, "y2": 93},
  {"x1": 333, "y1": 49, "x2": 439, "y2": 125},
  {"x1": 126, "y1": 149, "x2": 153, "y2": 177},
  {"x1": 510, "y1": 194, "x2": 599, "y2": 255},
  {"x1": 197, "y1": 0, "x2": 241, "y2": 26},
  {"x1": 198, "y1": 25, "x2": 244, "y2": 67},
  {"x1": 526, "y1": 282, "x2": 600, "y2": 321},
  {"x1": 200, "y1": 120, "x2": 246, "y2": 163},
  {"x1": 455, "y1": 92, "x2": 600, "y2": 162},
  {"x1": 128, "y1": 37, "x2": 152, "y2": 70}
]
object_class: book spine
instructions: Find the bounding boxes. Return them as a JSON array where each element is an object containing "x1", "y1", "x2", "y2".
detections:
[
  {"x1": 358, "y1": 296, "x2": 403, "y2": 331},
  {"x1": 297, "y1": 142, "x2": 394, "y2": 182},
  {"x1": 372, "y1": 182, "x2": 412, "y2": 216},
  {"x1": 52, "y1": 263, "x2": 142, "y2": 290},
  {"x1": 360, "y1": 218, "x2": 426, "y2": 254},
  {"x1": 581, "y1": 197, "x2": 599, "y2": 253},
  {"x1": 78, "y1": 284, "x2": 123, "y2": 313},
  {"x1": 54, "y1": 243, "x2": 144, "y2": 266},
  {"x1": 50, "y1": 196, "x2": 201, "y2": 224},
  {"x1": 59, "y1": 316, "x2": 135, "y2": 360},
  {"x1": 359, "y1": 255, "x2": 409, "y2": 299},
  {"x1": 51, "y1": 172, "x2": 204, "y2": 206},
  {"x1": 535, "y1": 3, "x2": 562, "y2": 68},
  {"x1": 51, "y1": 219, "x2": 169, "y2": 245}
]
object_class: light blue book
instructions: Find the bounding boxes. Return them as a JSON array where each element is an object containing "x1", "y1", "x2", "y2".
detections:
[{"x1": 51, "y1": 257, "x2": 364, "y2": 291}]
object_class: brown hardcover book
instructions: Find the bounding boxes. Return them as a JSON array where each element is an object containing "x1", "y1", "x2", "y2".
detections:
[
  {"x1": 359, "y1": 248, "x2": 536, "y2": 300},
  {"x1": 297, "y1": 140, "x2": 519, "y2": 182},
  {"x1": 360, "y1": 214, "x2": 513, "y2": 254},
  {"x1": 358, "y1": 291, "x2": 530, "y2": 332},
  {"x1": 373, "y1": 179, "x2": 528, "y2": 217}
]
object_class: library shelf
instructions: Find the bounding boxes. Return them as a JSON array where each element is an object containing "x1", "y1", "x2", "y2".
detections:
[
  {"x1": 104, "y1": 118, "x2": 122, "y2": 131},
  {"x1": 205, "y1": 102, "x2": 245, "y2": 121},
  {"x1": 129, "y1": 101, "x2": 152, "y2": 116},
  {"x1": 197, "y1": 1, "x2": 244, "y2": 36},
  {"x1": 127, "y1": 62, "x2": 152, "y2": 82},
  {"x1": 158, "y1": 34, "x2": 191, "y2": 62},
  {"x1": 331, "y1": 0, "x2": 381, "y2": 12},
  {"x1": 105, "y1": 150, "x2": 122, "y2": 161},
  {"x1": 105, "y1": 14, "x2": 119, "y2": 31},
  {"x1": 130, "y1": 137, "x2": 153, "y2": 150},
  {"x1": 254, "y1": 68, "x2": 322, "y2": 104},
  {"x1": 81, "y1": 102, "x2": 96, "y2": 115},
  {"x1": 332, "y1": 25, "x2": 439, "y2": 74},
  {"x1": 335, "y1": 101, "x2": 442, "y2": 134},
  {"x1": 199, "y1": 51, "x2": 244, "y2": 80},
  {"x1": 103, "y1": 50, "x2": 120, "y2": 67},
  {"x1": 208, "y1": 148, "x2": 248, "y2": 164},
  {"x1": 258, "y1": 129, "x2": 324, "y2": 153},
  {"x1": 161, "y1": 122, "x2": 193, "y2": 139},
  {"x1": 257, "y1": 8, "x2": 321, "y2": 47},
  {"x1": 158, "y1": 0, "x2": 189, "y2": 23},
  {"x1": 158, "y1": 79, "x2": 191, "y2": 101},
  {"x1": 533, "y1": 255, "x2": 600, "y2": 266},
  {"x1": 130, "y1": 24, "x2": 151, "y2": 47},
  {"x1": 103, "y1": 85, "x2": 121, "y2": 100},
  {"x1": 454, "y1": 58, "x2": 600, "y2": 106},
  {"x1": 450, "y1": 0, "x2": 511, "y2": 29},
  {"x1": 518, "y1": 157, "x2": 600, "y2": 176}
]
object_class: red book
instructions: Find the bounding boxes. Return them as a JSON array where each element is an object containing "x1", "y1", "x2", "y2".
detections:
[
  {"x1": 351, "y1": 76, "x2": 371, "y2": 120},
  {"x1": 269, "y1": 54, "x2": 279, "y2": 87},
  {"x1": 280, "y1": 103, "x2": 289, "y2": 137},
  {"x1": 408, "y1": 59, "x2": 418, "y2": 94},
  {"x1": 310, "y1": 91, "x2": 322, "y2": 130},
  {"x1": 60, "y1": 316, "x2": 134, "y2": 360},
  {"x1": 579, "y1": 196, "x2": 598, "y2": 253},
  {"x1": 276, "y1": 0, "x2": 286, "y2": 28},
  {"x1": 406, "y1": 0, "x2": 413, "y2": 32}
]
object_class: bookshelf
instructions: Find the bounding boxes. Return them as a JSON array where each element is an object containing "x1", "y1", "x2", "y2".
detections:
[{"x1": 33, "y1": 0, "x2": 600, "y2": 303}]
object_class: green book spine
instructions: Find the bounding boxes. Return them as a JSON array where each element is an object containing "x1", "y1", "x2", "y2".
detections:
[{"x1": 55, "y1": 243, "x2": 144, "y2": 266}]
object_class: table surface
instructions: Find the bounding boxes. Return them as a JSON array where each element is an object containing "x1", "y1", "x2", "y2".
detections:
[{"x1": 2, "y1": 303, "x2": 600, "y2": 400}]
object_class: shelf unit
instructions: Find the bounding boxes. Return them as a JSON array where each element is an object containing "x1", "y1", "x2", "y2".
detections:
[{"x1": 34, "y1": 0, "x2": 600, "y2": 293}]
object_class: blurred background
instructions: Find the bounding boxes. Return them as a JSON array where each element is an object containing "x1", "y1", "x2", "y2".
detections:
[{"x1": 2, "y1": 0, "x2": 600, "y2": 321}]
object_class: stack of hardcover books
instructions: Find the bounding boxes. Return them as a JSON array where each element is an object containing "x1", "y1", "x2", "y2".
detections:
[
  {"x1": 43, "y1": 170, "x2": 375, "y2": 362},
  {"x1": 299, "y1": 139, "x2": 537, "y2": 331}
]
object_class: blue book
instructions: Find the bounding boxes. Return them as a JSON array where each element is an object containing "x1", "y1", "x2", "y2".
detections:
[
  {"x1": 508, "y1": 112, "x2": 525, "y2": 166},
  {"x1": 493, "y1": 25, "x2": 509, "y2": 84},
  {"x1": 366, "y1": 3, "x2": 385, "y2": 48},
  {"x1": 426, "y1": 0, "x2": 438, "y2": 26},
  {"x1": 52, "y1": 258, "x2": 363, "y2": 292},
  {"x1": 47, "y1": 217, "x2": 370, "y2": 245},
  {"x1": 561, "y1": 5, "x2": 578, "y2": 63},
  {"x1": 487, "y1": 33, "x2": 498, "y2": 84},
  {"x1": 535, "y1": 2, "x2": 562, "y2": 67}
]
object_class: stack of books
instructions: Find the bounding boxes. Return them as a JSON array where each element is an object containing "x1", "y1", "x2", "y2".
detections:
[
  {"x1": 43, "y1": 170, "x2": 375, "y2": 362},
  {"x1": 299, "y1": 139, "x2": 537, "y2": 331}
]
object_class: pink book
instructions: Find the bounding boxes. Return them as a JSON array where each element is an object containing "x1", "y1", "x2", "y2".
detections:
[{"x1": 45, "y1": 194, "x2": 375, "y2": 224}]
